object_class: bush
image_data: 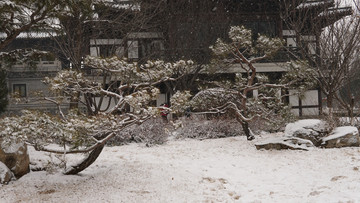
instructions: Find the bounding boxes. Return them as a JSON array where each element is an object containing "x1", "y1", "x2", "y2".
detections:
[
  {"x1": 107, "y1": 118, "x2": 172, "y2": 147},
  {"x1": 173, "y1": 115, "x2": 244, "y2": 139}
]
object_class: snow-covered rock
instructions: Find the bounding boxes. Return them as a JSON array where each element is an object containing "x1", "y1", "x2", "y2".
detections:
[
  {"x1": 321, "y1": 126, "x2": 359, "y2": 148},
  {"x1": 0, "y1": 161, "x2": 14, "y2": 184},
  {"x1": 0, "y1": 142, "x2": 30, "y2": 178},
  {"x1": 284, "y1": 119, "x2": 330, "y2": 146},
  {"x1": 255, "y1": 137, "x2": 315, "y2": 151}
]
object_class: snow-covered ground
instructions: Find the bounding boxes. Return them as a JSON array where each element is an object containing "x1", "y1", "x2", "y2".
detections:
[{"x1": 1, "y1": 133, "x2": 360, "y2": 203}]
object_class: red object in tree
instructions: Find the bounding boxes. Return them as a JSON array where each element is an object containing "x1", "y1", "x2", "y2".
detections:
[{"x1": 160, "y1": 103, "x2": 169, "y2": 117}]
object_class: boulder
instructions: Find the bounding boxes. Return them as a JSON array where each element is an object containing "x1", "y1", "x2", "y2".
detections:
[
  {"x1": 0, "y1": 161, "x2": 14, "y2": 184},
  {"x1": 0, "y1": 142, "x2": 30, "y2": 178},
  {"x1": 321, "y1": 126, "x2": 359, "y2": 148},
  {"x1": 255, "y1": 137, "x2": 315, "y2": 151},
  {"x1": 284, "y1": 119, "x2": 330, "y2": 146}
]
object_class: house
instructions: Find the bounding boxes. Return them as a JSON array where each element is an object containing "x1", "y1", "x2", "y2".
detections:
[
  {"x1": 159, "y1": 0, "x2": 352, "y2": 116},
  {"x1": 1, "y1": 0, "x2": 352, "y2": 116},
  {"x1": 0, "y1": 33, "x2": 68, "y2": 114},
  {"x1": 88, "y1": 0, "x2": 351, "y2": 116},
  {"x1": 5, "y1": 54, "x2": 66, "y2": 114}
]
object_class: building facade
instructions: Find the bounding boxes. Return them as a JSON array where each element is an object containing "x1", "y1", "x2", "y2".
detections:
[{"x1": 1, "y1": 0, "x2": 352, "y2": 116}]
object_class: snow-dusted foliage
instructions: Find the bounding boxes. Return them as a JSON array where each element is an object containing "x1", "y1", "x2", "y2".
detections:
[
  {"x1": 0, "y1": 110, "x2": 136, "y2": 152},
  {"x1": 0, "y1": 54, "x2": 194, "y2": 174},
  {"x1": 174, "y1": 116, "x2": 244, "y2": 140},
  {"x1": 0, "y1": 49, "x2": 51, "y2": 69},
  {"x1": 210, "y1": 26, "x2": 283, "y2": 61},
  {"x1": 191, "y1": 26, "x2": 314, "y2": 139},
  {"x1": 280, "y1": 60, "x2": 317, "y2": 95},
  {"x1": 170, "y1": 91, "x2": 192, "y2": 114},
  {"x1": 44, "y1": 70, "x2": 102, "y2": 97},
  {"x1": 109, "y1": 118, "x2": 171, "y2": 147},
  {"x1": 191, "y1": 88, "x2": 239, "y2": 111},
  {"x1": 43, "y1": 57, "x2": 194, "y2": 116},
  {"x1": 85, "y1": 56, "x2": 194, "y2": 83}
]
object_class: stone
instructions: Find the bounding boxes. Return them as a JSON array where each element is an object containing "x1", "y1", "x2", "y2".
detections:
[
  {"x1": 321, "y1": 126, "x2": 359, "y2": 148},
  {"x1": 0, "y1": 142, "x2": 30, "y2": 178},
  {"x1": 0, "y1": 161, "x2": 14, "y2": 184},
  {"x1": 255, "y1": 137, "x2": 315, "y2": 151},
  {"x1": 284, "y1": 119, "x2": 330, "y2": 146}
]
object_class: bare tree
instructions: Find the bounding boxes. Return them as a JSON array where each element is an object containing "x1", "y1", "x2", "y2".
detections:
[
  {"x1": 0, "y1": 0, "x2": 60, "y2": 50},
  {"x1": 281, "y1": 0, "x2": 359, "y2": 121}
]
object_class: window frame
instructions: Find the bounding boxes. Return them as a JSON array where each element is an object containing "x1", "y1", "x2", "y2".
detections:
[{"x1": 13, "y1": 84, "x2": 27, "y2": 97}]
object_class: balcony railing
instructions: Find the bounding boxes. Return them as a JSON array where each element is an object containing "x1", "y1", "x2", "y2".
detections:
[{"x1": 8, "y1": 60, "x2": 62, "y2": 72}]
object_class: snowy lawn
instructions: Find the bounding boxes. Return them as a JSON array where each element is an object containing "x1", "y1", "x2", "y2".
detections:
[{"x1": 1, "y1": 133, "x2": 360, "y2": 202}]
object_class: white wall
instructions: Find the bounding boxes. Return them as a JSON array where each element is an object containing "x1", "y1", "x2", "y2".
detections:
[{"x1": 289, "y1": 90, "x2": 320, "y2": 116}]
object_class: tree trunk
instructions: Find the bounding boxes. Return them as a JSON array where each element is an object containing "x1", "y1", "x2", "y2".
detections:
[
  {"x1": 64, "y1": 144, "x2": 105, "y2": 175},
  {"x1": 349, "y1": 95, "x2": 355, "y2": 126},
  {"x1": 326, "y1": 93, "x2": 334, "y2": 120},
  {"x1": 241, "y1": 121, "x2": 255, "y2": 140},
  {"x1": 69, "y1": 92, "x2": 80, "y2": 110}
]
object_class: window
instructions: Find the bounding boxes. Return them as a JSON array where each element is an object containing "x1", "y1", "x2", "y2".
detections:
[
  {"x1": 41, "y1": 54, "x2": 56, "y2": 64},
  {"x1": 90, "y1": 39, "x2": 124, "y2": 58},
  {"x1": 127, "y1": 40, "x2": 139, "y2": 59},
  {"x1": 13, "y1": 84, "x2": 26, "y2": 97}
]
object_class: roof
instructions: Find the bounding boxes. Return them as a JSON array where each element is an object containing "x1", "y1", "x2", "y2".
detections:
[
  {"x1": 95, "y1": 0, "x2": 140, "y2": 11},
  {"x1": 0, "y1": 32, "x2": 57, "y2": 39},
  {"x1": 296, "y1": 0, "x2": 334, "y2": 9}
]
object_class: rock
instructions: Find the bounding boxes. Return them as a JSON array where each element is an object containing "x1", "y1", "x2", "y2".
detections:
[
  {"x1": 0, "y1": 142, "x2": 30, "y2": 178},
  {"x1": 321, "y1": 126, "x2": 359, "y2": 148},
  {"x1": 284, "y1": 119, "x2": 330, "y2": 146},
  {"x1": 0, "y1": 161, "x2": 14, "y2": 184},
  {"x1": 255, "y1": 137, "x2": 315, "y2": 151}
]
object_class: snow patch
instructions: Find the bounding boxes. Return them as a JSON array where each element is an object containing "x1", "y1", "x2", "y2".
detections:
[
  {"x1": 256, "y1": 136, "x2": 315, "y2": 151},
  {"x1": 322, "y1": 126, "x2": 358, "y2": 142},
  {"x1": 1, "y1": 142, "x2": 24, "y2": 154}
]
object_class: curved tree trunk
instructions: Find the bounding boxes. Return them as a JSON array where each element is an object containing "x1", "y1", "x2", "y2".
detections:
[{"x1": 64, "y1": 144, "x2": 105, "y2": 175}]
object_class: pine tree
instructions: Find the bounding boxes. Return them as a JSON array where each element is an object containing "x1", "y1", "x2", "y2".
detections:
[{"x1": 190, "y1": 26, "x2": 315, "y2": 140}]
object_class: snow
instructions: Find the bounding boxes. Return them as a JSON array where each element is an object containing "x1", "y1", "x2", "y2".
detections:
[
  {"x1": 1, "y1": 133, "x2": 360, "y2": 202},
  {"x1": 297, "y1": 1, "x2": 326, "y2": 9},
  {"x1": 0, "y1": 162, "x2": 10, "y2": 181},
  {"x1": 322, "y1": 126, "x2": 358, "y2": 142},
  {"x1": 255, "y1": 136, "x2": 315, "y2": 150},
  {"x1": 284, "y1": 119, "x2": 322, "y2": 137},
  {"x1": 1, "y1": 142, "x2": 24, "y2": 154},
  {"x1": 0, "y1": 32, "x2": 58, "y2": 39}
]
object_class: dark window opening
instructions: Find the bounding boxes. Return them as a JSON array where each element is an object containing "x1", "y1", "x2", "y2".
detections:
[{"x1": 13, "y1": 84, "x2": 27, "y2": 97}]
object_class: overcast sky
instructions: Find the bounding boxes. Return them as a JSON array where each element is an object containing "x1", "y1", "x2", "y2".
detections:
[{"x1": 341, "y1": 0, "x2": 357, "y2": 7}]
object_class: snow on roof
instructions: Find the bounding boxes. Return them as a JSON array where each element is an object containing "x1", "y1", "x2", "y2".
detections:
[
  {"x1": 95, "y1": 0, "x2": 140, "y2": 11},
  {"x1": 0, "y1": 32, "x2": 57, "y2": 39},
  {"x1": 318, "y1": 6, "x2": 353, "y2": 17},
  {"x1": 297, "y1": 0, "x2": 332, "y2": 9}
]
